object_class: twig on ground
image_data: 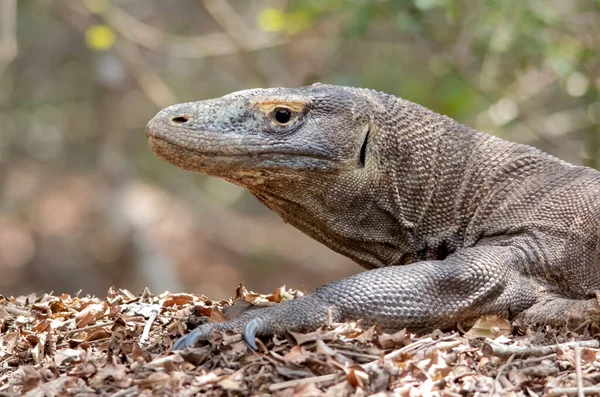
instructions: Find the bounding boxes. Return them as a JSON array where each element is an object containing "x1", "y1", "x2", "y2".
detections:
[
  {"x1": 139, "y1": 307, "x2": 160, "y2": 344},
  {"x1": 268, "y1": 373, "x2": 342, "y2": 392},
  {"x1": 573, "y1": 320, "x2": 592, "y2": 334},
  {"x1": 492, "y1": 352, "x2": 516, "y2": 395},
  {"x1": 521, "y1": 365, "x2": 559, "y2": 377},
  {"x1": 575, "y1": 345, "x2": 584, "y2": 397},
  {"x1": 514, "y1": 353, "x2": 557, "y2": 366},
  {"x1": 548, "y1": 387, "x2": 600, "y2": 397},
  {"x1": 483, "y1": 340, "x2": 600, "y2": 358},
  {"x1": 336, "y1": 350, "x2": 381, "y2": 361},
  {"x1": 3, "y1": 306, "x2": 30, "y2": 317},
  {"x1": 498, "y1": 375, "x2": 514, "y2": 391},
  {"x1": 65, "y1": 321, "x2": 115, "y2": 336},
  {"x1": 362, "y1": 334, "x2": 457, "y2": 372},
  {"x1": 111, "y1": 386, "x2": 139, "y2": 397}
]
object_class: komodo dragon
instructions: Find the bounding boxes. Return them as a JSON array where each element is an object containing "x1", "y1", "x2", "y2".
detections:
[{"x1": 145, "y1": 84, "x2": 600, "y2": 350}]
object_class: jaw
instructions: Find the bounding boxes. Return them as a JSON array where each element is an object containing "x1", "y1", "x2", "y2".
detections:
[
  {"x1": 148, "y1": 136, "x2": 212, "y2": 173},
  {"x1": 147, "y1": 135, "x2": 334, "y2": 187}
]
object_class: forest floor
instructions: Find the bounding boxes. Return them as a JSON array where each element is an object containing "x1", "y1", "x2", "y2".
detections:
[{"x1": 1, "y1": 286, "x2": 599, "y2": 397}]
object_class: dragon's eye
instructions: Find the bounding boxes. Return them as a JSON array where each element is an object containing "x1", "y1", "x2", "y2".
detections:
[{"x1": 273, "y1": 107, "x2": 293, "y2": 124}]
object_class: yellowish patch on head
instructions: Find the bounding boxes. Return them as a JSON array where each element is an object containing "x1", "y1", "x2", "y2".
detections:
[{"x1": 252, "y1": 99, "x2": 306, "y2": 113}]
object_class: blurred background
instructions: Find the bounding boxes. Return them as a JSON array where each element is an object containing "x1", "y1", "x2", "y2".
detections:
[{"x1": 0, "y1": 0, "x2": 598, "y2": 298}]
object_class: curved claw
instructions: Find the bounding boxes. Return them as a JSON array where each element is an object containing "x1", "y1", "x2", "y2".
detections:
[
  {"x1": 172, "y1": 328, "x2": 203, "y2": 350},
  {"x1": 243, "y1": 319, "x2": 259, "y2": 350}
]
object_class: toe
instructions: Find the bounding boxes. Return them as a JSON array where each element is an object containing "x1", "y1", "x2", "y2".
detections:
[
  {"x1": 172, "y1": 328, "x2": 204, "y2": 350},
  {"x1": 243, "y1": 319, "x2": 259, "y2": 350}
]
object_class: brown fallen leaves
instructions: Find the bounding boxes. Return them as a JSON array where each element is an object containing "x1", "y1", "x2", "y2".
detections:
[{"x1": 1, "y1": 286, "x2": 599, "y2": 396}]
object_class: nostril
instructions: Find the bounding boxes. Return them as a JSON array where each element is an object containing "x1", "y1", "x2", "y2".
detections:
[{"x1": 171, "y1": 115, "x2": 189, "y2": 124}]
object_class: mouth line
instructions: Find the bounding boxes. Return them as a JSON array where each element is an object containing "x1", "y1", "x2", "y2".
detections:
[{"x1": 148, "y1": 135, "x2": 332, "y2": 163}]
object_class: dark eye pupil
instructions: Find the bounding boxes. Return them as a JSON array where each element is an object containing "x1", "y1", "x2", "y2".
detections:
[{"x1": 274, "y1": 108, "x2": 292, "y2": 124}]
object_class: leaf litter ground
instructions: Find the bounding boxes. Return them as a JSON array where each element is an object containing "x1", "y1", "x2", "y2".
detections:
[{"x1": 1, "y1": 285, "x2": 599, "y2": 396}]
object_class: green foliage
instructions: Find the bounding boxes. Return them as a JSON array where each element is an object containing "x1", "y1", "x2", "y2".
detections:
[{"x1": 263, "y1": 0, "x2": 597, "y2": 141}]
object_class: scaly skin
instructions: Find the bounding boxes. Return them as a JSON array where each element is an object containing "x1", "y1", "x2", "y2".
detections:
[{"x1": 145, "y1": 84, "x2": 600, "y2": 350}]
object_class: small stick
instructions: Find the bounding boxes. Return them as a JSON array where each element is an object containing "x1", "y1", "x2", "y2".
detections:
[
  {"x1": 268, "y1": 373, "x2": 342, "y2": 391},
  {"x1": 362, "y1": 334, "x2": 457, "y2": 372},
  {"x1": 583, "y1": 373, "x2": 600, "y2": 382},
  {"x1": 574, "y1": 345, "x2": 584, "y2": 397},
  {"x1": 433, "y1": 371, "x2": 476, "y2": 389},
  {"x1": 336, "y1": 350, "x2": 381, "y2": 360},
  {"x1": 492, "y1": 353, "x2": 516, "y2": 395},
  {"x1": 514, "y1": 353, "x2": 557, "y2": 366},
  {"x1": 498, "y1": 375, "x2": 514, "y2": 391},
  {"x1": 147, "y1": 354, "x2": 184, "y2": 368},
  {"x1": 3, "y1": 306, "x2": 31, "y2": 317},
  {"x1": 483, "y1": 340, "x2": 599, "y2": 358},
  {"x1": 442, "y1": 391, "x2": 464, "y2": 397},
  {"x1": 522, "y1": 365, "x2": 559, "y2": 377},
  {"x1": 573, "y1": 320, "x2": 591, "y2": 334},
  {"x1": 139, "y1": 307, "x2": 160, "y2": 344},
  {"x1": 361, "y1": 337, "x2": 430, "y2": 372},
  {"x1": 111, "y1": 386, "x2": 139, "y2": 397},
  {"x1": 548, "y1": 387, "x2": 600, "y2": 396},
  {"x1": 65, "y1": 321, "x2": 115, "y2": 336}
]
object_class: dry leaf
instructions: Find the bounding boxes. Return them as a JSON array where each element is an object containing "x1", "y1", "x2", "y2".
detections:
[
  {"x1": 89, "y1": 365, "x2": 129, "y2": 388},
  {"x1": 293, "y1": 382, "x2": 325, "y2": 396},
  {"x1": 354, "y1": 324, "x2": 378, "y2": 344},
  {"x1": 289, "y1": 328, "x2": 338, "y2": 345},
  {"x1": 19, "y1": 366, "x2": 43, "y2": 393},
  {"x1": 222, "y1": 299, "x2": 254, "y2": 319},
  {"x1": 132, "y1": 343, "x2": 152, "y2": 363},
  {"x1": 464, "y1": 316, "x2": 511, "y2": 338},
  {"x1": 346, "y1": 367, "x2": 368, "y2": 388},
  {"x1": 194, "y1": 372, "x2": 220, "y2": 386},
  {"x1": 377, "y1": 328, "x2": 409, "y2": 349},
  {"x1": 0, "y1": 306, "x2": 11, "y2": 321},
  {"x1": 161, "y1": 293, "x2": 194, "y2": 307},
  {"x1": 85, "y1": 328, "x2": 110, "y2": 342},
  {"x1": 283, "y1": 345, "x2": 311, "y2": 364},
  {"x1": 324, "y1": 381, "x2": 352, "y2": 397},
  {"x1": 54, "y1": 348, "x2": 86, "y2": 366},
  {"x1": 138, "y1": 372, "x2": 171, "y2": 389},
  {"x1": 316, "y1": 339, "x2": 336, "y2": 356},
  {"x1": 217, "y1": 370, "x2": 244, "y2": 390},
  {"x1": 75, "y1": 302, "x2": 107, "y2": 328},
  {"x1": 208, "y1": 308, "x2": 230, "y2": 323},
  {"x1": 580, "y1": 347, "x2": 597, "y2": 363}
]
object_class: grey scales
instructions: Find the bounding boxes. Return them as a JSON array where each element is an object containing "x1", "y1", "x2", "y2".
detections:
[{"x1": 145, "y1": 84, "x2": 600, "y2": 350}]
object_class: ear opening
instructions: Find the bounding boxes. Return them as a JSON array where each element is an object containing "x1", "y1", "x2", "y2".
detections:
[{"x1": 358, "y1": 124, "x2": 370, "y2": 167}]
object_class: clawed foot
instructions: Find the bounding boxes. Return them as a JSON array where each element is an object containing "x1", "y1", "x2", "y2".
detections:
[
  {"x1": 171, "y1": 293, "x2": 340, "y2": 352},
  {"x1": 516, "y1": 296, "x2": 600, "y2": 328},
  {"x1": 172, "y1": 318, "x2": 261, "y2": 350},
  {"x1": 171, "y1": 323, "x2": 216, "y2": 351}
]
